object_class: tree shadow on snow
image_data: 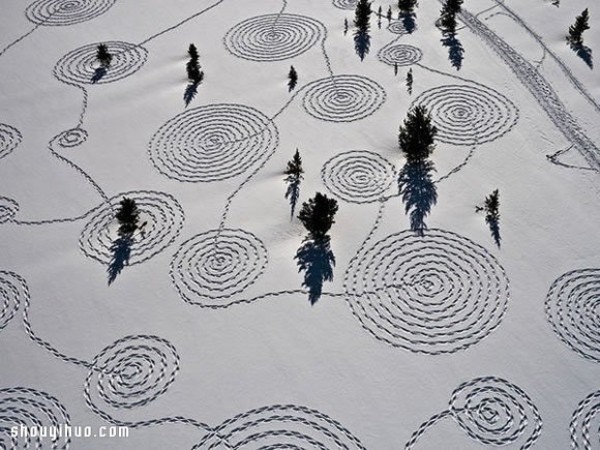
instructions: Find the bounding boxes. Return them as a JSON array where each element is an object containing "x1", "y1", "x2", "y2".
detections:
[
  {"x1": 401, "y1": 13, "x2": 417, "y2": 34},
  {"x1": 573, "y1": 43, "x2": 593, "y2": 69},
  {"x1": 285, "y1": 178, "x2": 301, "y2": 220},
  {"x1": 184, "y1": 82, "x2": 200, "y2": 107},
  {"x1": 354, "y1": 30, "x2": 371, "y2": 61},
  {"x1": 91, "y1": 67, "x2": 107, "y2": 83},
  {"x1": 107, "y1": 235, "x2": 132, "y2": 285},
  {"x1": 295, "y1": 237, "x2": 336, "y2": 305},
  {"x1": 398, "y1": 160, "x2": 438, "y2": 236},
  {"x1": 486, "y1": 215, "x2": 501, "y2": 248},
  {"x1": 442, "y1": 34, "x2": 465, "y2": 70}
]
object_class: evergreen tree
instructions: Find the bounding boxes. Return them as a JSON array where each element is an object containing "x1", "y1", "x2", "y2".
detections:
[
  {"x1": 483, "y1": 189, "x2": 500, "y2": 221},
  {"x1": 186, "y1": 44, "x2": 204, "y2": 84},
  {"x1": 438, "y1": 0, "x2": 463, "y2": 35},
  {"x1": 188, "y1": 43, "x2": 199, "y2": 61},
  {"x1": 115, "y1": 198, "x2": 139, "y2": 237},
  {"x1": 398, "y1": 105, "x2": 437, "y2": 162},
  {"x1": 398, "y1": 0, "x2": 418, "y2": 13},
  {"x1": 387, "y1": 6, "x2": 393, "y2": 22},
  {"x1": 298, "y1": 193, "x2": 338, "y2": 240},
  {"x1": 344, "y1": 18, "x2": 349, "y2": 35},
  {"x1": 378, "y1": 5, "x2": 382, "y2": 18},
  {"x1": 288, "y1": 65, "x2": 298, "y2": 92},
  {"x1": 394, "y1": 62, "x2": 398, "y2": 76},
  {"x1": 284, "y1": 149, "x2": 303, "y2": 180},
  {"x1": 96, "y1": 44, "x2": 112, "y2": 68},
  {"x1": 567, "y1": 9, "x2": 590, "y2": 46},
  {"x1": 354, "y1": 0, "x2": 372, "y2": 33},
  {"x1": 406, "y1": 68, "x2": 413, "y2": 94}
]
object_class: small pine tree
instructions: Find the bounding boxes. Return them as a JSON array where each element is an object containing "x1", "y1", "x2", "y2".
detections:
[
  {"x1": 298, "y1": 193, "x2": 339, "y2": 240},
  {"x1": 288, "y1": 66, "x2": 298, "y2": 92},
  {"x1": 284, "y1": 149, "x2": 304, "y2": 181},
  {"x1": 188, "y1": 43, "x2": 199, "y2": 61},
  {"x1": 354, "y1": 0, "x2": 372, "y2": 33},
  {"x1": 96, "y1": 44, "x2": 112, "y2": 68},
  {"x1": 398, "y1": 0, "x2": 418, "y2": 13},
  {"x1": 115, "y1": 198, "x2": 139, "y2": 237},
  {"x1": 406, "y1": 68, "x2": 413, "y2": 94},
  {"x1": 567, "y1": 9, "x2": 590, "y2": 46},
  {"x1": 378, "y1": 5, "x2": 382, "y2": 17},
  {"x1": 394, "y1": 62, "x2": 398, "y2": 76},
  {"x1": 344, "y1": 18, "x2": 349, "y2": 35},
  {"x1": 484, "y1": 189, "x2": 500, "y2": 221},
  {"x1": 398, "y1": 105, "x2": 437, "y2": 162},
  {"x1": 438, "y1": 0, "x2": 463, "y2": 35},
  {"x1": 186, "y1": 44, "x2": 204, "y2": 84},
  {"x1": 387, "y1": 6, "x2": 393, "y2": 22}
]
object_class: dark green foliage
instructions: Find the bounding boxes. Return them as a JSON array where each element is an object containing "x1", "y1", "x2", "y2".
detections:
[
  {"x1": 398, "y1": 105, "x2": 437, "y2": 162},
  {"x1": 288, "y1": 66, "x2": 298, "y2": 92},
  {"x1": 188, "y1": 43, "x2": 199, "y2": 60},
  {"x1": 477, "y1": 189, "x2": 501, "y2": 247},
  {"x1": 298, "y1": 192, "x2": 338, "y2": 240},
  {"x1": 406, "y1": 68, "x2": 413, "y2": 94},
  {"x1": 284, "y1": 149, "x2": 303, "y2": 181},
  {"x1": 567, "y1": 9, "x2": 590, "y2": 46},
  {"x1": 483, "y1": 189, "x2": 500, "y2": 221},
  {"x1": 96, "y1": 44, "x2": 112, "y2": 68},
  {"x1": 398, "y1": 0, "x2": 418, "y2": 13},
  {"x1": 354, "y1": 0, "x2": 372, "y2": 33},
  {"x1": 186, "y1": 43, "x2": 204, "y2": 84},
  {"x1": 115, "y1": 198, "x2": 139, "y2": 237},
  {"x1": 438, "y1": 0, "x2": 463, "y2": 35}
]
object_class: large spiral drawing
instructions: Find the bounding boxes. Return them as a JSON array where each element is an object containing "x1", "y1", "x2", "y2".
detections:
[
  {"x1": 170, "y1": 228, "x2": 268, "y2": 308},
  {"x1": 345, "y1": 229, "x2": 510, "y2": 354},
  {"x1": 224, "y1": 13, "x2": 325, "y2": 62},
  {"x1": 148, "y1": 103, "x2": 279, "y2": 182},
  {"x1": 406, "y1": 376, "x2": 542, "y2": 449},
  {"x1": 546, "y1": 269, "x2": 600, "y2": 363}
]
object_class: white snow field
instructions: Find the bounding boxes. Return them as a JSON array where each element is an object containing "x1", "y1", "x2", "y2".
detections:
[{"x1": 1, "y1": 0, "x2": 600, "y2": 448}]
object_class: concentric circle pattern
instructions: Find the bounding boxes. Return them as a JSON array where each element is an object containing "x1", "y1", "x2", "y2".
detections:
[
  {"x1": 148, "y1": 103, "x2": 279, "y2": 182},
  {"x1": 0, "y1": 387, "x2": 71, "y2": 449},
  {"x1": 450, "y1": 377, "x2": 542, "y2": 449},
  {"x1": 192, "y1": 404, "x2": 367, "y2": 449},
  {"x1": 54, "y1": 41, "x2": 148, "y2": 85},
  {"x1": 377, "y1": 44, "x2": 422, "y2": 67},
  {"x1": 0, "y1": 271, "x2": 27, "y2": 332},
  {"x1": 79, "y1": 190, "x2": 185, "y2": 265},
  {"x1": 85, "y1": 335, "x2": 179, "y2": 410},
  {"x1": 26, "y1": 0, "x2": 117, "y2": 26},
  {"x1": 302, "y1": 75, "x2": 387, "y2": 123},
  {"x1": 0, "y1": 123, "x2": 23, "y2": 160},
  {"x1": 387, "y1": 21, "x2": 409, "y2": 35},
  {"x1": 55, "y1": 128, "x2": 88, "y2": 148},
  {"x1": 321, "y1": 150, "x2": 396, "y2": 203},
  {"x1": 224, "y1": 13, "x2": 325, "y2": 61},
  {"x1": 332, "y1": 0, "x2": 358, "y2": 10},
  {"x1": 411, "y1": 84, "x2": 519, "y2": 145},
  {"x1": 171, "y1": 228, "x2": 268, "y2": 308},
  {"x1": 571, "y1": 390, "x2": 600, "y2": 450},
  {"x1": 545, "y1": 269, "x2": 600, "y2": 362},
  {"x1": 0, "y1": 196, "x2": 19, "y2": 224},
  {"x1": 344, "y1": 229, "x2": 509, "y2": 354}
]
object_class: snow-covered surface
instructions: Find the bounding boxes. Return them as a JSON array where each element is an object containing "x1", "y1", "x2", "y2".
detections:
[{"x1": 1, "y1": 0, "x2": 600, "y2": 448}]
